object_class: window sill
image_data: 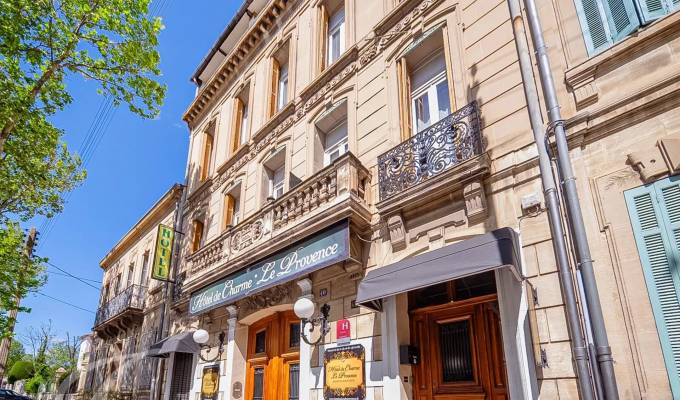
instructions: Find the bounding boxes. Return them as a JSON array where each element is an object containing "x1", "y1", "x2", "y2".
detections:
[{"x1": 565, "y1": 10, "x2": 680, "y2": 109}]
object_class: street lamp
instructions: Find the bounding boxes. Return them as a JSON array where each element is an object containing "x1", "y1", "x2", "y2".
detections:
[
  {"x1": 192, "y1": 329, "x2": 226, "y2": 362},
  {"x1": 293, "y1": 297, "x2": 330, "y2": 346}
]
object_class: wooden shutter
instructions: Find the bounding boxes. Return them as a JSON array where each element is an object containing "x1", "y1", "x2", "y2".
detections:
[
  {"x1": 224, "y1": 194, "x2": 235, "y2": 228},
  {"x1": 318, "y1": 4, "x2": 328, "y2": 73},
  {"x1": 270, "y1": 58, "x2": 280, "y2": 118},
  {"x1": 231, "y1": 98, "x2": 244, "y2": 154},
  {"x1": 200, "y1": 132, "x2": 213, "y2": 181},
  {"x1": 397, "y1": 58, "x2": 412, "y2": 141},
  {"x1": 192, "y1": 220, "x2": 204, "y2": 253},
  {"x1": 601, "y1": 0, "x2": 640, "y2": 41},
  {"x1": 625, "y1": 178, "x2": 680, "y2": 396}
]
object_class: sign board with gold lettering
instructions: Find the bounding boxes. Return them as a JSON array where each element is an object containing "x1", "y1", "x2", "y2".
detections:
[
  {"x1": 152, "y1": 224, "x2": 174, "y2": 280},
  {"x1": 323, "y1": 344, "x2": 365, "y2": 400},
  {"x1": 201, "y1": 365, "x2": 220, "y2": 400}
]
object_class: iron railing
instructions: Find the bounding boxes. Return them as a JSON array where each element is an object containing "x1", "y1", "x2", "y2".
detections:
[
  {"x1": 94, "y1": 284, "x2": 146, "y2": 327},
  {"x1": 377, "y1": 101, "x2": 482, "y2": 201}
]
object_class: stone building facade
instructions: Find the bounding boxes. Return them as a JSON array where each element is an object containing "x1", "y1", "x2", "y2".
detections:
[
  {"x1": 103, "y1": 0, "x2": 680, "y2": 399},
  {"x1": 84, "y1": 185, "x2": 182, "y2": 399}
]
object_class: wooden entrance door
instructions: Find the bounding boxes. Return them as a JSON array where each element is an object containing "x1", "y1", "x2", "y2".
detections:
[
  {"x1": 245, "y1": 311, "x2": 301, "y2": 400},
  {"x1": 411, "y1": 294, "x2": 508, "y2": 400}
]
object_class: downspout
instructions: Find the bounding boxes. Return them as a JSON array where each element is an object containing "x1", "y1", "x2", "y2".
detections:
[
  {"x1": 522, "y1": 0, "x2": 620, "y2": 398},
  {"x1": 505, "y1": 0, "x2": 595, "y2": 398}
]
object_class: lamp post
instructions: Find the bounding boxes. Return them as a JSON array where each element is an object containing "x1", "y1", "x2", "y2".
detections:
[
  {"x1": 192, "y1": 330, "x2": 226, "y2": 362},
  {"x1": 293, "y1": 297, "x2": 330, "y2": 346}
]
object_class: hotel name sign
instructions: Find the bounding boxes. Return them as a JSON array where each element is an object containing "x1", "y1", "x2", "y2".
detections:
[{"x1": 190, "y1": 221, "x2": 349, "y2": 315}]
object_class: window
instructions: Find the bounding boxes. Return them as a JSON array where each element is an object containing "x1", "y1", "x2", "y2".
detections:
[
  {"x1": 314, "y1": 100, "x2": 349, "y2": 170},
  {"x1": 575, "y1": 0, "x2": 679, "y2": 55},
  {"x1": 140, "y1": 252, "x2": 149, "y2": 286},
  {"x1": 114, "y1": 274, "x2": 121, "y2": 295},
  {"x1": 318, "y1": 1, "x2": 345, "y2": 71},
  {"x1": 397, "y1": 29, "x2": 453, "y2": 140},
  {"x1": 262, "y1": 149, "x2": 286, "y2": 201},
  {"x1": 327, "y1": 6, "x2": 345, "y2": 65},
  {"x1": 126, "y1": 264, "x2": 134, "y2": 288},
  {"x1": 199, "y1": 129, "x2": 214, "y2": 182},
  {"x1": 270, "y1": 43, "x2": 290, "y2": 117},
  {"x1": 231, "y1": 87, "x2": 250, "y2": 153},
  {"x1": 191, "y1": 220, "x2": 204, "y2": 253},
  {"x1": 223, "y1": 184, "x2": 241, "y2": 229},
  {"x1": 625, "y1": 176, "x2": 680, "y2": 397}
]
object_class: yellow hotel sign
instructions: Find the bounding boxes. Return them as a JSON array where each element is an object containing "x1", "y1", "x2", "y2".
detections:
[
  {"x1": 152, "y1": 224, "x2": 174, "y2": 280},
  {"x1": 323, "y1": 344, "x2": 366, "y2": 399}
]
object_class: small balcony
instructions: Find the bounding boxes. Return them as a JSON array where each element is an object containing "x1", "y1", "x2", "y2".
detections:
[
  {"x1": 184, "y1": 152, "x2": 372, "y2": 290},
  {"x1": 376, "y1": 101, "x2": 489, "y2": 215},
  {"x1": 94, "y1": 284, "x2": 146, "y2": 338}
]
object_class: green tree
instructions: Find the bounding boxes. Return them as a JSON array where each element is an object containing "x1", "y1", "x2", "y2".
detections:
[
  {"x1": 5, "y1": 339, "x2": 27, "y2": 372},
  {"x1": 0, "y1": 0, "x2": 166, "y2": 337},
  {"x1": 7, "y1": 360, "x2": 34, "y2": 384}
]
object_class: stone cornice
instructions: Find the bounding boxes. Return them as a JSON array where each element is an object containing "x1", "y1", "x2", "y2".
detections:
[{"x1": 183, "y1": 0, "x2": 297, "y2": 128}]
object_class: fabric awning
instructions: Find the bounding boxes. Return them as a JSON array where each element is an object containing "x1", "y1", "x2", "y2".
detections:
[
  {"x1": 356, "y1": 227, "x2": 521, "y2": 311},
  {"x1": 146, "y1": 332, "x2": 200, "y2": 358}
]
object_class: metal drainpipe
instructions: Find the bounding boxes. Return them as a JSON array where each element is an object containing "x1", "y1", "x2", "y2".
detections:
[
  {"x1": 522, "y1": 0, "x2": 619, "y2": 398},
  {"x1": 505, "y1": 0, "x2": 595, "y2": 398}
]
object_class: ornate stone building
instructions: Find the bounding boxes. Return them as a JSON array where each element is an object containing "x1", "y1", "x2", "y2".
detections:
[
  {"x1": 159, "y1": 0, "x2": 680, "y2": 399},
  {"x1": 84, "y1": 185, "x2": 182, "y2": 399}
]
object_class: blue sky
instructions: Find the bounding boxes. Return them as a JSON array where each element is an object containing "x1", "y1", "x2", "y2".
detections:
[{"x1": 15, "y1": 0, "x2": 240, "y2": 345}]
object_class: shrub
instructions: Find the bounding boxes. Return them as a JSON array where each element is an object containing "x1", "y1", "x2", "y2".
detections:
[{"x1": 7, "y1": 360, "x2": 34, "y2": 384}]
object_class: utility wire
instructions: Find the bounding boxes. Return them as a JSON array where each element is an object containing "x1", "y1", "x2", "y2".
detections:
[
  {"x1": 47, "y1": 269, "x2": 102, "y2": 284},
  {"x1": 35, "y1": 291, "x2": 95, "y2": 314},
  {"x1": 46, "y1": 261, "x2": 100, "y2": 290}
]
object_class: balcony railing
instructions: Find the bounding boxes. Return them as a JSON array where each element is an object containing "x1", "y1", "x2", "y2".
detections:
[
  {"x1": 94, "y1": 284, "x2": 146, "y2": 327},
  {"x1": 377, "y1": 101, "x2": 482, "y2": 201},
  {"x1": 186, "y1": 152, "x2": 371, "y2": 277}
]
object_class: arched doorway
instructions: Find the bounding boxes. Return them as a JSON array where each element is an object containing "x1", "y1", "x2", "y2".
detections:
[{"x1": 245, "y1": 311, "x2": 300, "y2": 400}]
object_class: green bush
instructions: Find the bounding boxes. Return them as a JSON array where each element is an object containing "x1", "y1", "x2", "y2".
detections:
[
  {"x1": 7, "y1": 360, "x2": 34, "y2": 384},
  {"x1": 24, "y1": 375, "x2": 42, "y2": 394}
]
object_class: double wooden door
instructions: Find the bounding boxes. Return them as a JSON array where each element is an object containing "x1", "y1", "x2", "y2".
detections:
[
  {"x1": 245, "y1": 311, "x2": 301, "y2": 400},
  {"x1": 411, "y1": 294, "x2": 508, "y2": 400}
]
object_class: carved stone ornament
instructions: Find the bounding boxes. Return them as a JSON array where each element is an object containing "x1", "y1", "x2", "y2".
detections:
[
  {"x1": 241, "y1": 285, "x2": 291, "y2": 312},
  {"x1": 387, "y1": 213, "x2": 407, "y2": 251},
  {"x1": 463, "y1": 180, "x2": 488, "y2": 221}
]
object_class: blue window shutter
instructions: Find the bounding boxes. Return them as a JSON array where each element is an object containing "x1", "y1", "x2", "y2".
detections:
[
  {"x1": 636, "y1": 0, "x2": 669, "y2": 23},
  {"x1": 626, "y1": 178, "x2": 680, "y2": 396},
  {"x1": 575, "y1": 0, "x2": 614, "y2": 54},
  {"x1": 672, "y1": 0, "x2": 680, "y2": 10},
  {"x1": 602, "y1": 0, "x2": 641, "y2": 41}
]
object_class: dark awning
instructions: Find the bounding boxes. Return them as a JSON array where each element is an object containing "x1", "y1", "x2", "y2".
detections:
[
  {"x1": 146, "y1": 332, "x2": 200, "y2": 358},
  {"x1": 356, "y1": 227, "x2": 521, "y2": 311}
]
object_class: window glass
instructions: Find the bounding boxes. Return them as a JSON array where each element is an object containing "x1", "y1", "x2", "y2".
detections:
[
  {"x1": 240, "y1": 104, "x2": 249, "y2": 146},
  {"x1": 327, "y1": 8, "x2": 345, "y2": 65},
  {"x1": 324, "y1": 123, "x2": 348, "y2": 165},
  {"x1": 410, "y1": 52, "x2": 449, "y2": 133},
  {"x1": 271, "y1": 166, "x2": 285, "y2": 199},
  {"x1": 127, "y1": 264, "x2": 134, "y2": 287},
  {"x1": 140, "y1": 253, "x2": 149, "y2": 286},
  {"x1": 255, "y1": 330, "x2": 267, "y2": 354},
  {"x1": 289, "y1": 323, "x2": 301, "y2": 349},
  {"x1": 253, "y1": 367, "x2": 265, "y2": 400},
  {"x1": 232, "y1": 193, "x2": 241, "y2": 225},
  {"x1": 439, "y1": 320, "x2": 474, "y2": 382},
  {"x1": 288, "y1": 364, "x2": 300, "y2": 400},
  {"x1": 278, "y1": 63, "x2": 289, "y2": 111}
]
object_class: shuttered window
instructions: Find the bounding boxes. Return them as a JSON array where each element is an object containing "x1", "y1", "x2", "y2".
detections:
[
  {"x1": 625, "y1": 176, "x2": 680, "y2": 397},
  {"x1": 575, "y1": 0, "x2": 679, "y2": 55}
]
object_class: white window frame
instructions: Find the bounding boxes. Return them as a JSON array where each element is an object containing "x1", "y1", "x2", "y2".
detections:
[
  {"x1": 324, "y1": 122, "x2": 349, "y2": 166},
  {"x1": 240, "y1": 103, "x2": 249, "y2": 146},
  {"x1": 270, "y1": 166, "x2": 285, "y2": 200},
  {"x1": 327, "y1": 8, "x2": 345, "y2": 66},
  {"x1": 277, "y1": 62, "x2": 289, "y2": 111},
  {"x1": 410, "y1": 53, "x2": 450, "y2": 134}
]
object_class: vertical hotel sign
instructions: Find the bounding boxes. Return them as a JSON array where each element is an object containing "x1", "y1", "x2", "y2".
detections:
[{"x1": 152, "y1": 224, "x2": 174, "y2": 280}]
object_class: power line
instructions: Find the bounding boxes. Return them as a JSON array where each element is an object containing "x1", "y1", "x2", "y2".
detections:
[
  {"x1": 47, "y1": 269, "x2": 102, "y2": 284},
  {"x1": 46, "y1": 261, "x2": 100, "y2": 290},
  {"x1": 35, "y1": 291, "x2": 95, "y2": 314}
]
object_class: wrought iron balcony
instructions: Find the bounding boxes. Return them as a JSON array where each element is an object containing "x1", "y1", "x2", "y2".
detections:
[
  {"x1": 94, "y1": 284, "x2": 146, "y2": 329},
  {"x1": 377, "y1": 101, "x2": 482, "y2": 201}
]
